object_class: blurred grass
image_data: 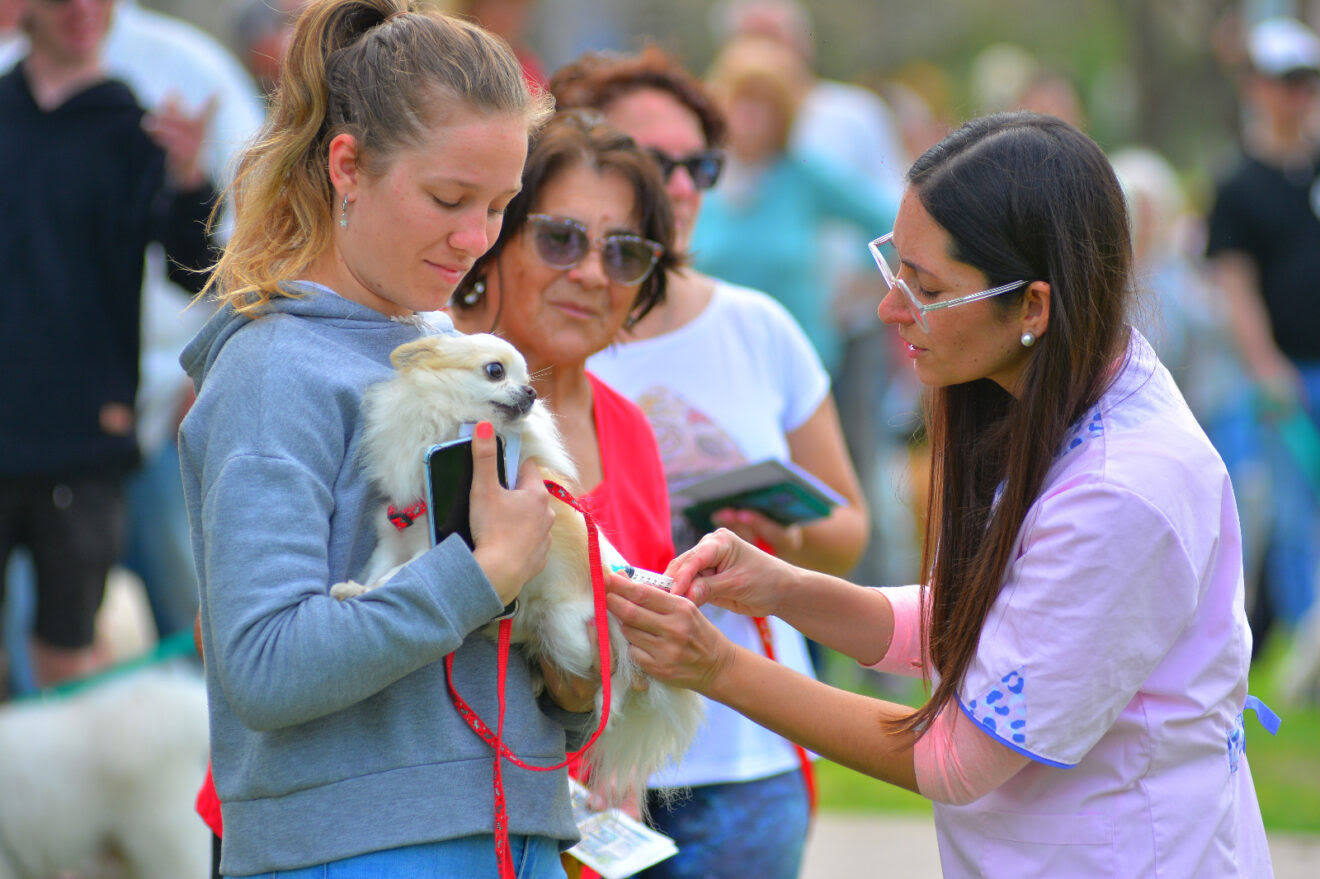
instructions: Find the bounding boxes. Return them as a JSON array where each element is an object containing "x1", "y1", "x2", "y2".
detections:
[{"x1": 812, "y1": 636, "x2": 1320, "y2": 834}]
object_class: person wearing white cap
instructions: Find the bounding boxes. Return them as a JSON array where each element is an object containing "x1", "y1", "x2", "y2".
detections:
[{"x1": 1206, "y1": 16, "x2": 1320, "y2": 644}]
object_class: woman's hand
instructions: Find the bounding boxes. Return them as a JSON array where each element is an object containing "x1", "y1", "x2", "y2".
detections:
[
  {"x1": 709, "y1": 507, "x2": 803, "y2": 557},
  {"x1": 605, "y1": 571, "x2": 738, "y2": 694},
  {"x1": 470, "y1": 422, "x2": 555, "y2": 605},
  {"x1": 664, "y1": 528, "x2": 796, "y2": 618}
]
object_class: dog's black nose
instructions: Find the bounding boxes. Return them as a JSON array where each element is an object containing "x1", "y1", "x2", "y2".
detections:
[{"x1": 516, "y1": 385, "x2": 536, "y2": 415}]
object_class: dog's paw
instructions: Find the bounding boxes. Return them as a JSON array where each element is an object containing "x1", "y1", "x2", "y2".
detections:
[{"x1": 330, "y1": 580, "x2": 369, "y2": 601}]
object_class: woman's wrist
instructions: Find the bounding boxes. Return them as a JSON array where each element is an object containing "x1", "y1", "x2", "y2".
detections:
[{"x1": 473, "y1": 547, "x2": 522, "y2": 606}]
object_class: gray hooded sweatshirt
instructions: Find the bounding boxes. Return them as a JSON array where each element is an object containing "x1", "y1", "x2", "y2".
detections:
[{"x1": 180, "y1": 282, "x2": 586, "y2": 876}]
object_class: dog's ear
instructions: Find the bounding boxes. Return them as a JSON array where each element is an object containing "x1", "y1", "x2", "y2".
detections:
[{"x1": 390, "y1": 338, "x2": 445, "y2": 372}]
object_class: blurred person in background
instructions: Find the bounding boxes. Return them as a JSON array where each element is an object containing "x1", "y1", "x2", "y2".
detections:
[
  {"x1": 458, "y1": 0, "x2": 546, "y2": 90},
  {"x1": 551, "y1": 46, "x2": 869, "y2": 878},
  {"x1": 715, "y1": 0, "x2": 909, "y2": 588},
  {"x1": 0, "y1": 0, "x2": 216, "y2": 688},
  {"x1": 0, "y1": 0, "x2": 264, "y2": 694},
  {"x1": 1206, "y1": 16, "x2": 1320, "y2": 645},
  {"x1": 0, "y1": 0, "x2": 18, "y2": 53},
  {"x1": 1113, "y1": 146, "x2": 1273, "y2": 647},
  {"x1": 102, "y1": 0, "x2": 265, "y2": 650},
  {"x1": 691, "y1": 34, "x2": 894, "y2": 381},
  {"x1": 227, "y1": 0, "x2": 303, "y2": 98}
]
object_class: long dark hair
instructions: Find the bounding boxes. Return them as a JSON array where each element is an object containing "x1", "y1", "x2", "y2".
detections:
[
  {"x1": 904, "y1": 113, "x2": 1133, "y2": 736},
  {"x1": 452, "y1": 109, "x2": 682, "y2": 328}
]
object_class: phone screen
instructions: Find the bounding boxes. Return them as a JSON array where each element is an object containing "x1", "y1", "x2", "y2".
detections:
[{"x1": 425, "y1": 435, "x2": 507, "y2": 548}]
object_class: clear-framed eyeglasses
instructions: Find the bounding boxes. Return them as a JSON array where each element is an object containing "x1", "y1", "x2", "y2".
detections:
[{"x1": 868, "y1": 232, "x2": 1027, "y2": 332}]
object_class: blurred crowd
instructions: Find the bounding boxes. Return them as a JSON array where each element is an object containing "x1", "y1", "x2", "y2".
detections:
[
  {"x1": 3, "y1": 0, "x2": 1320, "y2": 714},
  {"x1": 3, "y1": 2, "x2": 1320, "y2": 878}
]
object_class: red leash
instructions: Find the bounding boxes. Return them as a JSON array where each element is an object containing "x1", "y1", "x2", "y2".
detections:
[
  {"x1": 444, "y1": 480, "x2": 613, "y2": 879},
  {"x1": 750, "y1": 615, "x2": 818, "y2": 816},
  {"x1": 751, "y1": 540, "x2": 817, "y2": 817}
]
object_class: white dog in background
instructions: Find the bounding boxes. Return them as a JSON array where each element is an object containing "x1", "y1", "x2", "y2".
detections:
[
  {"x1": 331, "y1": 332, "x2": 703, "y2": 805},
  {"x1": 0, "y1": 667, "x2": 210, "y2": 879}
]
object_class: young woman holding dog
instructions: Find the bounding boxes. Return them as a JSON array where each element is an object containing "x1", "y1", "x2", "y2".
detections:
[
  {"x1": 179, "y1": 2, "x2": 595, "y2": 876},
  {"x1": 607, "y1": 113, "x2": 1275, "y2": 877},
  {"x1": 547, "y1": 47, "x2": 868, "y2": 878}
]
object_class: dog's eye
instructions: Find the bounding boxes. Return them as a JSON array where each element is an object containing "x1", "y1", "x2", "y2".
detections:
[{"x1": 483, "y1": 361, "x2": 505, "y2": 381}]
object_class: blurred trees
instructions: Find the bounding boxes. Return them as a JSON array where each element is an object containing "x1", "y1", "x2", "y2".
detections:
[
  {"x1": 146, "y1": 0, "x2": 1256, "y2": 192},
  {"x1": 543, "y1": 0, "x2": 1252, "y2": 198}
]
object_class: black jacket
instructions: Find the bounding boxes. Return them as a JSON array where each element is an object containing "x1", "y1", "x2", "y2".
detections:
[{"x1": 0, "y1": 63, "x2": 216, "y2": 478}]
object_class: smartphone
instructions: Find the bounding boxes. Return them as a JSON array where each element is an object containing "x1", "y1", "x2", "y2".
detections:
[{"x1": 425, "y1": 434, "x2": 507, "y2": 549}]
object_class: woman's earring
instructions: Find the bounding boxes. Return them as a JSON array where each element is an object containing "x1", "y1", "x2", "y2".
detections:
[
  {"x1": 461, "y1": 278, "x2": 486, "y2": 306},
  {"x1": 339, "y1": 195, "x2": 350, "y2": 228},
  {"x1": 1021, "y1": 331, "x2": 1037, "y2": 348}
]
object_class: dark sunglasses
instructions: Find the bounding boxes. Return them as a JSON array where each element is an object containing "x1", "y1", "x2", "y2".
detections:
[
  {"x1": 526, "y1": 214, "x2": 664, "y2": 286},
  {"x1": 646, "y1": 148, "x2": 725, "y2": 190}
]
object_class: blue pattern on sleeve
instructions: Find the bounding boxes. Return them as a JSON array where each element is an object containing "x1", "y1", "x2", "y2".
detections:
[
  {"x1": 1056, "y1": 408, "x2": 1105, "y2": 460},
  {"x1": 967, "y1": 667, "x2": 1029, "y2": 745}
]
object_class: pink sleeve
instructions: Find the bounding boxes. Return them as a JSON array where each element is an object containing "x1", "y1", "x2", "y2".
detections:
[
  {"x1": 861, "y1": 584, "x2": 924, "y2": 676},
  {"x1": 913, "y1": 703, "x2": 1031, "y2": 805}
]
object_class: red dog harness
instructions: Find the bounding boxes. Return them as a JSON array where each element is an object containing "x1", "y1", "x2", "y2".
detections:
[{"x1": 386, "y1": 499, "x2": 428, "y2": 531}]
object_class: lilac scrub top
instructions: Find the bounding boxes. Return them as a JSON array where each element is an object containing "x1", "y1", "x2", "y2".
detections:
[{"x1": 920, "y1": 330, "x2": 1273, "y2": 877}]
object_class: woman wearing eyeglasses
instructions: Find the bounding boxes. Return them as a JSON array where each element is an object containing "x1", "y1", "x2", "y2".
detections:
[
  {"x1": 607, "y1": 112, "x2": 1274, "y2": 878},
  {"x1": 449, "y1": 108, "x2": 678, "y2": 593},
  {"x1": 550, "y1": 47, "x2": 869, "y2": 879}
]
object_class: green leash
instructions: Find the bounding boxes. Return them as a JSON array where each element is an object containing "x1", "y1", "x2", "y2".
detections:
[{"x1": 12, "y1": 628, "x2": 198, "y2": 703}]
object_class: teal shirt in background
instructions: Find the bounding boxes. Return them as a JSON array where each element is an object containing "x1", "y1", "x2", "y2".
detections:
[{"x1": 689, "y1": 150, "x2": 896, "y2": 373}]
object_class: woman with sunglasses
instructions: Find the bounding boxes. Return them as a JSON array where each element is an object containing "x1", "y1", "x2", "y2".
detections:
[
  {"x1": 550, "y1": 47, "x2": 868, "y2": 879},
  {"x1": 607, "y1": 113, "x2": 1274, "y2": 878},
  {"x1": 449, "y1": 108, "x2": 679, "y2": 600}
]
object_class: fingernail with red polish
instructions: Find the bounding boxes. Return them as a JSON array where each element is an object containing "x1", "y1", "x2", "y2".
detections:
[{"x1": 475, "y1": 421, "x2": 494, "y2": 439}]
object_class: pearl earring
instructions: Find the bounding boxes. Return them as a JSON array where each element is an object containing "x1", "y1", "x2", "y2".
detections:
[
  {"x1": 1021, "y1": 331, "x2": 1037, "y2": 348},
  {"x1": 339, "y1": 195, "x2": 349, "y2": 228},
  {"x1": 461, "y1": 278, "x2": 486, "y2": 306}
]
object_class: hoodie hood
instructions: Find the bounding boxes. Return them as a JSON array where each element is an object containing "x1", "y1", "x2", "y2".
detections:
[{"x1": 181, "y1": 281, "x2": 453, "y2": 390}]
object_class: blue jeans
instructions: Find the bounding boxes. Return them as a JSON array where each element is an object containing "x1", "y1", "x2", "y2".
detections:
[
  {"x1": 232, "y1": 834, "x2": 565, "y2": 879},
  {"x1": 639, "y1": 769, "x2": 810, "y2": 879}
]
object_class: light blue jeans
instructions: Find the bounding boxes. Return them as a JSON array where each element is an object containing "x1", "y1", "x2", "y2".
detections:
[{"x1": 232, "y1": 834, "x2": 566, "y2": 879}]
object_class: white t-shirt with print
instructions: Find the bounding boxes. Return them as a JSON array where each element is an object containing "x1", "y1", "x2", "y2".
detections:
[{"x1": 589, "y1": 281, "x2": 830, "y2": 786}]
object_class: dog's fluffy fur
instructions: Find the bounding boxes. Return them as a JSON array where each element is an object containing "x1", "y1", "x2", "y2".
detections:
[
  {"x1": 331, "y1": 332, "x2": 702, "y2": 805},
  {"x1": 0, "y1": 667, "x2": 210, "y2": 879}
]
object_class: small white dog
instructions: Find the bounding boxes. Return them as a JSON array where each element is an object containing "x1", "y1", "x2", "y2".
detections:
[
  {"x1": 332, "y1": 332, "x2": 702, "y2": 805},
  {"x1": 0, "y1": 667, "x2": 211, "y2": 879}
]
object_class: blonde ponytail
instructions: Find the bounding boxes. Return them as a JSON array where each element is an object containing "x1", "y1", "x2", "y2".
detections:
[{"x1": 204, "y1": 0, "x2": 552, "y2": 314}]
